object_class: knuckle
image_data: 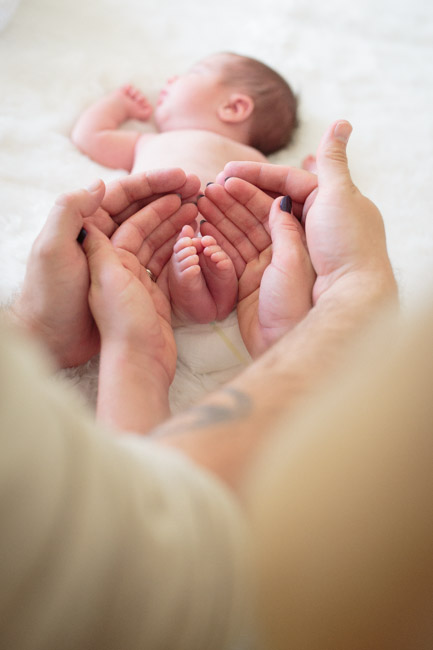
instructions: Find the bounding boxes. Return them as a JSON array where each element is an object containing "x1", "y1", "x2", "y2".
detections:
[
  {"x1": 54, "y1": 191, "x2": 79, "y2": 209},
  {"x1": 32, "y1": 235, "x2": 57, "y2": 261}
]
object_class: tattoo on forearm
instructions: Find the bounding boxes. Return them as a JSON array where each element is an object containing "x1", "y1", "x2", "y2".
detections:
[
  {"x1": 154, "y1": 387, "x2": 252, "y2": 437},
  {"x1": 187, "y1": 387, "x2": 252, "y2": 427}
]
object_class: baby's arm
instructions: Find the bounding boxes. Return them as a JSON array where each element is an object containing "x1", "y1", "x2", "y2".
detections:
[{"x1": 71, "y1": 85, "x2": 153, "y2": 171}]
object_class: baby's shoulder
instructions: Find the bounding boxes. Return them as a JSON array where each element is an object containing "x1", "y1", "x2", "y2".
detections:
[{"x1": 228, "y1": 139, "x2": 267, "y2": 163}]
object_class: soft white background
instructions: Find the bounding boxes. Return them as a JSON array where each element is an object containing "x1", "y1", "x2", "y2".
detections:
[{"x1": 1, "y1": 0, "x2": 432, "y2": 407}]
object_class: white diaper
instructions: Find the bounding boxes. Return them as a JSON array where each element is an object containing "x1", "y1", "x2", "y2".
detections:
[{"x1": 169, "y1": 311, "x2": 251, "y2": 413}]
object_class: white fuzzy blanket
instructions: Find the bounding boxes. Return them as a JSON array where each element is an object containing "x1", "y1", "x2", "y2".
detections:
[{"x1": 1, "y1": 0, "x2": 433, "y2": 413}]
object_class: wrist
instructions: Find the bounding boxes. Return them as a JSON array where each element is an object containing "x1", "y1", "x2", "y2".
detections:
[
  {"x1": 315, "y1": 266, "x2": 398, "y2": 315},
  {"x1": 5, "y1": 296, "x2": 55, "y2": 355},
  {"x1": 97, "y1": 339, "x2": 172, "y2": 434},
  {"x1": 5, "y1": 296, "x2": 94, "y2": 369}
]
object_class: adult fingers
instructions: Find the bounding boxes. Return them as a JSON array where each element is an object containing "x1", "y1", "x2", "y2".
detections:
[
  {"x1": 198, "y1": 192, "x2": 258, "y2": 265},
  {"x1": 224, "y1": 176, "x2": 307, "y2": 223},
  {"x1": 199, "y1": 220, "x2": 246, "y2": 278},
  {"x1": 178, "y1": 173, "x2": 202, "y2": 202},
  {"x1": 315, "y1": 120, "x2": 354, "y2": 189},
  {"x1": 112, "y1": 198, "x2": 198, "y2": 271},
  {"x1": 221, "y1": 161, "x2": 318, "y2": 204},
  {"x1": 211, "y1": 178, "x2": 273, "y2": 239},
  {"x1": 82, "y1": 223, "x2": 121, "y2": 286},
  {"x1": 102, "y1": 169, "x2": 200, "y2": 220},
  {"x1": 111, "y1": 195, "x2": 190, "y2": 253},
  {"x1": 143, "y1": 203, "x2": 198, "y2": 261},
  {"x1": 269, "y1": 196, "x2": 308, "y2": 262},
  {"x1": 45, "y1": 180, "x2": 106, "y2": 242},
  {"x1": 146, "y1": 218, "x2": 197, "y2": 277}
]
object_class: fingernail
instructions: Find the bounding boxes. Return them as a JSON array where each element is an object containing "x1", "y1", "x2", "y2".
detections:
[
  {"x1": 197, "y1": 193, "x2": 205, "y2": 200},
  {"x1": 87, "y1": 179, "x2": 101, "y2": 192},
  {"x1": 206, "y1": 182, "x2": 214, "y2": 187},
  {"x1": 200, "y1": 219, "x2": 207, "y2": 225},
  {"x1": 334, "y1": 120, "x2": 352, "y2": 143},
  {"x1": 77, "y1": 227, "x2": 87, "y2": 244},
  {"x1": 280, "y1": 196, "x2": 292, "y2": 213},
  {"x1": 224, "y1": 176, "x2": 233, "y2": 182}
]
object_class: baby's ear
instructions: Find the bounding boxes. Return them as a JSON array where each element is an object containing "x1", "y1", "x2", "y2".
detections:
[{"x1": 218, "y1": 93, "x2": 254, "y2": 124}]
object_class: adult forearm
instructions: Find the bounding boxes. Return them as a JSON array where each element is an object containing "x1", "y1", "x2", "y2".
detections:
[
  {"x1": 97, "y1": 341, "x2": 171, "y2": 434},
  {"x1": 156, "y1": 275, "x2": 398, "y2": 494}
]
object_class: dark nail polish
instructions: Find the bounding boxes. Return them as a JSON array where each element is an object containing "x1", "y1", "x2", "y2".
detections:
[
  {"x1": 200, "y1": 219, "x2": 207, "y2": 225},
  {"x1": 280, "y1": 196, "x2": 292, "y2": 213},
  {"x1": 77, "y1": 227, "x2": 87, "y2": 244}
]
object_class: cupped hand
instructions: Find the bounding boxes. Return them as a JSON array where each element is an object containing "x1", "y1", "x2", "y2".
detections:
[
  {"x1": 199, "y1": 172, "x2": 316, "y2": 357},
  {"x1": 11, "y1": 169, "x2": 200, "y2": 367},
  {"x1": 83, "y1": 225, "x2": 177, "y2": 391},
  {"x1": 213, "y1": 121, "x2": 397, "y2": 355}
]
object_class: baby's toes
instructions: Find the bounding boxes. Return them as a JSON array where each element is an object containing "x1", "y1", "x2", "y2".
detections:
[
  {"x1": 202, "y1": 242, "x2": 226, "y2": 262},
  {"x1": 200, "y1": 235, "x2": 217, "y2": 248},
  {"x1": 175, "y1": 244, "x2": 198, "y2": 267},
  {"x1": 202, "y1": 243, "x2": 233, "y2": 273},
  {"x1": 172, "y1": 248, "x2": 201, "y2": 282},
  {"x1": 210, "y1": 251, "x2": 232, "y2": 271},
  {"x1": 173, "y1": 234, "x2": 194, "y2": 255}
]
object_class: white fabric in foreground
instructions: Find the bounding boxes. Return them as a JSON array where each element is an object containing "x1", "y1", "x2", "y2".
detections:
[
  {"x1": 0, "y1": 326, "x2": 250, "y2": 650},
  {"x1": 0, "y1": 0, "x2": 20, "y2": 31}
]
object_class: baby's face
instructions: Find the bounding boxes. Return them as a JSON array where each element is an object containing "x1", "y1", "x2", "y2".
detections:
[{"x1": 154, "y1": 55, "x2": 232, "y2": 131}]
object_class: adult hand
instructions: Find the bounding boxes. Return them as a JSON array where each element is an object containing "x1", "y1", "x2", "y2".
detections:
[
  {"x1": 300, "y1": 121, "x2": 397, "y2": 305},
  {"x1": 83, "y1": 224, "x2": 176, "y2": 431},
  {"x1": 10, "y1": 170, "x2": 199, "y2": 367},
  {"x1": 222, "y1": 121, "x2": 397, "y2": 306},
  {"x1": 200, "y1": 120, "x2": 397, "y2": 357},
  {"x1": 198, "y1": 170, "x2": 317, "y2": 357}
]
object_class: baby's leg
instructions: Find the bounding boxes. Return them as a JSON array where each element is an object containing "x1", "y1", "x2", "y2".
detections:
[
  {"x1": 200, "y1": 235, "x2": 237, "y2": 320},
  {"x1": 168, "y1": 226, "x2": 218, "y2": 324}
]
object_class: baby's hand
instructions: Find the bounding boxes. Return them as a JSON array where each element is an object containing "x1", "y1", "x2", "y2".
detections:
[{"x1": 117, "y1": 84, "x2": 153, "y2": 121}]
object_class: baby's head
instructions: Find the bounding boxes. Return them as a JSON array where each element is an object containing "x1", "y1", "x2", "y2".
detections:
[
  {"x1": 215, "y1": 52, "x2": 299, "y2": 154},
  {"x1": 154, "y1": 52, "x2": 298, "y2": 154}
]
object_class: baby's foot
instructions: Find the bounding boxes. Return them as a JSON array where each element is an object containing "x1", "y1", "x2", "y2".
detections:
[
  {"x1": 302, "y1": 154, "x2": 317, "y2": 173},
  {"x1": 117, "y1": 84, "x2": 153, "y2": 121},
  {"x1": 200, "y1": 235, "x2": 237, "y2": 320},
  {"x1": 168, "y1": 226, "x2": 237, "y2": 324}
]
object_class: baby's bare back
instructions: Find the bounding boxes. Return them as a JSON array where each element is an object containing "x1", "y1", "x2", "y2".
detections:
[{"x1": 133, "y1": 129, "x2": 266, "y2": 188}]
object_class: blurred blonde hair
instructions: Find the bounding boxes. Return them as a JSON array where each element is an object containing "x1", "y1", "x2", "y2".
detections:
[{"x1": 249, "y1": 301, "x2": 433, "y2": 649}]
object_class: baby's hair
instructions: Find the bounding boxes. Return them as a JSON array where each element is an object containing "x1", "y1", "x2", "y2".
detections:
[{"x1": 221, "y1": 52, "x2": 299, "y2": 155}]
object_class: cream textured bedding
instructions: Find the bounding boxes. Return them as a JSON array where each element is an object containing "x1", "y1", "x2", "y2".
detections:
[{"x1": 1, "y1": 0, "x2": 432, "y2": 411}]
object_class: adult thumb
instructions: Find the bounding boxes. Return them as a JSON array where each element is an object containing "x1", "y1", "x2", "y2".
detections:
[
  {"x1": 315, "y1": 120, "x2": 353, "y2": 188},
  {"x1": 82, "y1": 224, "x2": 119, "y2": 284},
  {"x1": 46, "y1": 180, "x2": 106, "y2": 242}
]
